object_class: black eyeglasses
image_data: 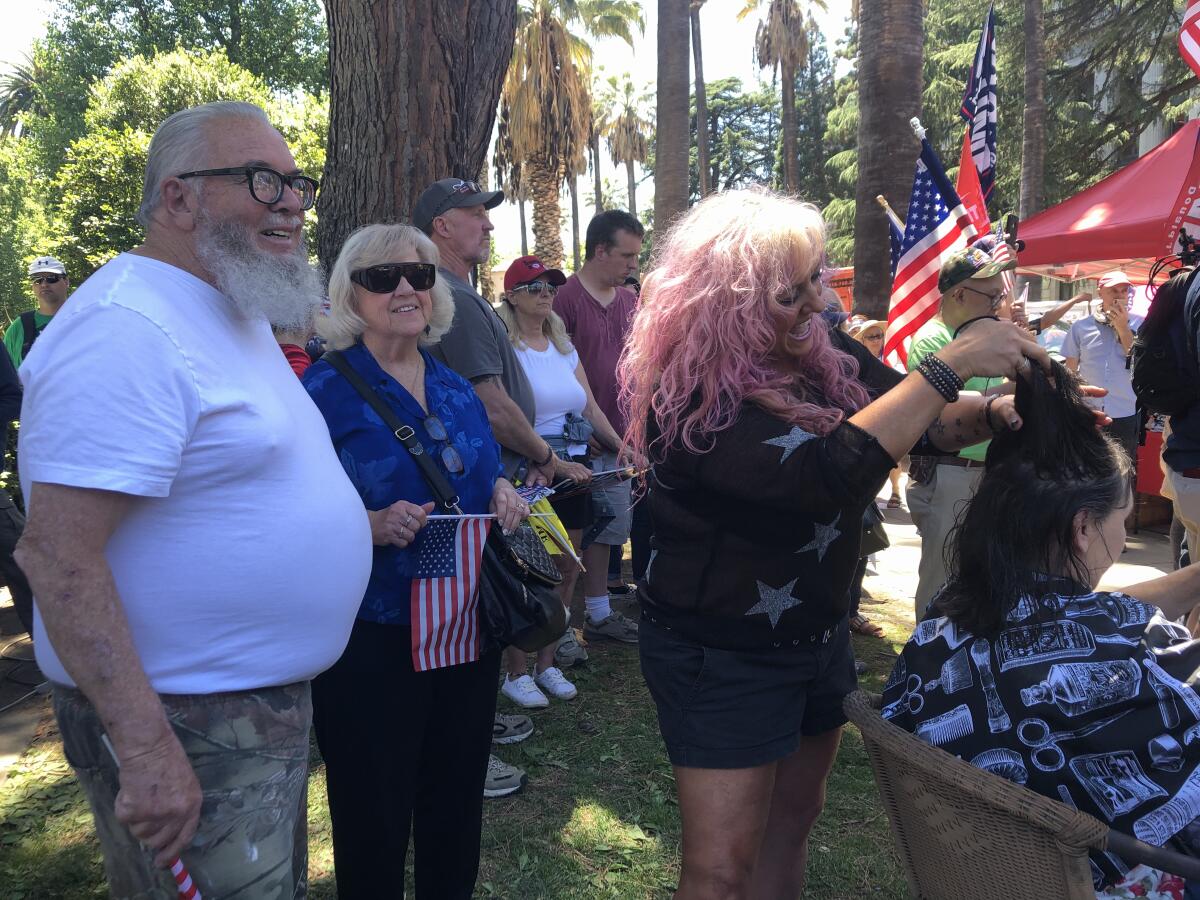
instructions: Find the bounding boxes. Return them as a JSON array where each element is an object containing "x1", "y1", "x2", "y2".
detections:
[
  {"x1": 512, "y1": 282, "x2": 557, "y2": 296},
  {"x1": 176, "y1": 166, "x2": 320, "y2": 210},
  {"x1": 30, "y1": 275, "x2": 64, "y2": 285},
  {"x1": 423, "y1": 415, "x2": 463, "y2": 474},
  {"x1": 351, "y1": 263, "x2": 437, "y2": 294},
  {"x1": 962, "y1": 285, "x2": 1009, "y2": 308}
]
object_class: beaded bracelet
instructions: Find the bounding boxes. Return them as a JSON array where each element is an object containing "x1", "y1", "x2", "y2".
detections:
[{"x1": 917, "y1": 355, "x2": 965, "y2": 403}]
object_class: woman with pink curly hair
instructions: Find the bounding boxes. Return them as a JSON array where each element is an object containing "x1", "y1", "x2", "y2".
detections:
[{"x1": 621, "y1": 188, "x2": 1049, "y2": 899}]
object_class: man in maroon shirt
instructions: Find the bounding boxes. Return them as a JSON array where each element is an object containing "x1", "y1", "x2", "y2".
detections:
[{"x1": 554, "y1": 210, "x2": 645, "y2": 647}]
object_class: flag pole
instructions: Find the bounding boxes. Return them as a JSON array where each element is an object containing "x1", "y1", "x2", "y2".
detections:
[{"x1": 875, "y1": 194, "x2": 904, "y2": 233}]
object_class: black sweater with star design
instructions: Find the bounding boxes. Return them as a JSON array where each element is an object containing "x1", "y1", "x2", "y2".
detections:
[{"x1": 643, "y1": 329, "x2": 917, "y2": 651}]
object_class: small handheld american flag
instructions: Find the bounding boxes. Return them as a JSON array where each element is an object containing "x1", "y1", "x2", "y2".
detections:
[{"x1": 410, "y1": 517, "x2": 490, "y2": 671}]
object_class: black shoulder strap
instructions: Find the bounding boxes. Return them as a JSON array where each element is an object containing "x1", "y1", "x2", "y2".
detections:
[
  {"x1": 322, "y1": 350, "x2": 461, "y2": 511},
  {"x1": 19, "y1": 310, "x2": 39, "y2": 344}
]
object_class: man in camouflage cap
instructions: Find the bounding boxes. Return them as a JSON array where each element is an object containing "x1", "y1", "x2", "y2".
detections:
[{"x1": 905, "y1": 246, "x2": 1017, "y2": 620}]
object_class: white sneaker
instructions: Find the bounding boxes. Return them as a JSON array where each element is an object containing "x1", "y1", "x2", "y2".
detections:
[
  {"x1": 535, "y1": 666, "x2": 578, "y2": 701},
  {"x1": 501, "y1": 674, "x2": 549, "y2": 709}
]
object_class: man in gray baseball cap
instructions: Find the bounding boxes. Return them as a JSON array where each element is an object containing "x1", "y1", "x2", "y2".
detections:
[{"x1": 414, "y1": 178, "x2": 503, "y2": 233}]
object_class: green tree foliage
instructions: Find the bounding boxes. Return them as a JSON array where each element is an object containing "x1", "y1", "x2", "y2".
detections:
[
  {"x1": 17, "y1": 0, "x2": 326, "y2": 178},
  {"x1": 824, "y1": 0, "x2": 1196, "y2": 265},
  {"x1": 0, "y1": 138, "x2": 49, "y2": 322},
  {"x1": 45, "y1": 48, "x2": 326, "y2": 280},
  {"x1": 791, "y1": 15, "x2": 836, "y2": 207},
  {"x1": 688, "y1": 77, "x2": 779, "y2": 198}
]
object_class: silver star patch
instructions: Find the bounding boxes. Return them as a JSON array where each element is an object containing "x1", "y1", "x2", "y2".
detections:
[
  {"x1": 746, "y1": 578, "x2": 802, "y2": 628},
  {"x1": 762, "y1": 426, "x2": 817, "y2": 462},
  {"x1": 796, "y1": 513, "x2": 841, "y2": 561}
]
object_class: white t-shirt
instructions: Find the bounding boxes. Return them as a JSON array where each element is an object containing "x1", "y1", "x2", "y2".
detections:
[
  {"x1": 19, "y1": 253, "x2": 373, "y2": 694},
  {"x1": 514, "y1": 341, "x2": 588, "y2": 455}
]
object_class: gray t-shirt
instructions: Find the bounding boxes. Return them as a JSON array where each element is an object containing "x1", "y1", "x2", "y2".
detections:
[
  {"x1": 431, "y1": 268, "x2": 536, "y2": 478},
  {"x1": 1062, "y1": 313, "x2": 1141, "y2": 419}
]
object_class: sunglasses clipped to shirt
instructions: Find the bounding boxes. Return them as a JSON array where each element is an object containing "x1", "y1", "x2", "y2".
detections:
[{"x1": 350, "y1": 263, "x2": 437, "y2": 294}]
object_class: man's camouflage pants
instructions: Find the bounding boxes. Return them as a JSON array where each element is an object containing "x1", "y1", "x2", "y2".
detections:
[{"x1": 55, "y1": 681, "x2": 312, "y2": 899}]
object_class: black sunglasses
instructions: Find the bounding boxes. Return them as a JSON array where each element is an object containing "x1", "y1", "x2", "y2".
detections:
[
  {"x1": 176, "y1": 166, "x2": 320, "y2": 210},
  {"x1": 30, "y1": 274, "x2": 64, "y2": 285},
  {"x1": 351, "y1": 263, "x2": 437, "y2": 293},
  {"x1": 423, "y1": 415, "x2": 463, "y2": 474}
]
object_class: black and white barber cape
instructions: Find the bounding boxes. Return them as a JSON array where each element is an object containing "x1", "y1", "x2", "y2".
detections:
[{"x1": 883, "y1": 584, "x2": 1200, "y2": 888}]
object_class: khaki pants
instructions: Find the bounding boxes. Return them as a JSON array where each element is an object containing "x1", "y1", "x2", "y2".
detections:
[{"x1": 906, "y1": 463, "x2": 984, "y2": 622}]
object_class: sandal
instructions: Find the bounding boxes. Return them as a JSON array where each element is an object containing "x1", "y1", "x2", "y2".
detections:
[
  {"x1": 887, "y1": 493, "x2": 902, "y2": 509},
  {"x1": 849, "y1": 614, "x2": 885, "y2": 638}
]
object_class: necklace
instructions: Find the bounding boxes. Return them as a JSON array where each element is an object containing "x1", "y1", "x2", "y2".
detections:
[{"x1": 399, "y1": 354, "x2": 425, "y2": 407}]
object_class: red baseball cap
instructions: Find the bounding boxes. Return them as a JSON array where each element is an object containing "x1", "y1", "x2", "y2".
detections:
[{"x1": 504, "y1": 255, "x2": 567, "y2": 292}]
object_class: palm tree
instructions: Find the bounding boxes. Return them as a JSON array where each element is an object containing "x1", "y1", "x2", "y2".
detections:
[
  {"x1": 494, "y1": 105, "x2": 530, "y2": 256},
  {"x1": 691, "y1": 1, "x2": 711, "y2": 197},
  {"x1": 655, "y1": 0, "x2": 691, "y2": 230},
  {"x1": 604, "y1": 75, "x2": 652, "y2": 218},
  {"x1": 739, "y1": 0, "x2": 825, "y2": 194},
  {"x1": 502, "y1": 0, "x2": 642, "y2": 268},
  {"x1": 1019, "y1": 0, "x2": 1046, "y2": 303},
  {"x1": 590, "y1": 79, "x2": 614, "y2": 215},
  {"x1": 851, "y1": 0, "x2": 923, "y2": 319},
  {"x1": 0, "y1": 55, "x2": 47, "y2": 137}
]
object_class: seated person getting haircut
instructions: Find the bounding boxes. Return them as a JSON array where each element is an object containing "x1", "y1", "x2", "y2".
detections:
[{"x1": 885, "y1": 363, "x2": 1200, "y2": 898}]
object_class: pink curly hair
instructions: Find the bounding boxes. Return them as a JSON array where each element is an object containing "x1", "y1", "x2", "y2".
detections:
[{"x1": 620, "y1": 188, "x2": 872, "y2": 458}]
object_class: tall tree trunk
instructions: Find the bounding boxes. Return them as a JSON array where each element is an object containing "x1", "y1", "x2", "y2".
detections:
[
  {"x1": 518, "y1": 197, "x2": 529, "y2": 256},
  {"x1": 781, "y1": 59, "x2": 798, "y2": 193},
  {"x1": 691, "y1": 2, "x2": 710, "y2": 197},
  {"x1": 1018, "y1": 0, "x2": 1046, "y2": 304},
  {"x1": 529, "y1": 159, "x2": 564, "y2": 268},
  {"x1": 477, "y1": 163, "x2": 495, "y2": 302},
  {"x1": 655, "y1": 0, "x2": 691, "y2": 231},
  {"x1": 317, "y1": 0, "x2": 516, "y2": 271},
  {"x1": 852, "y1": 0, "x2": 924, "y2": 319},
  {"x1": 569, "y1": 174, "x2": 581, "y2": 270},
  {"x1": 591, "y1": 130, "x2": 603, "y2": 214},
  {"x1": 626, "y1": 159, "x2": 637, "y2": 218}
]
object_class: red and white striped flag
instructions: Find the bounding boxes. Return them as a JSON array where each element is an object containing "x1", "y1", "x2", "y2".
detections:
[
  {"x1": 989, "y1": 229, "x2": 1016, "y2": 295},
  {"x1": 884, "y1": 136, "x2": 978, "y2": 368},
  {"x1": 410, "y1": 517, "x2": 489, "y2": 671},
  {"x1": 1181, "y1": 0, "x2": 1200, "y2": 79}
]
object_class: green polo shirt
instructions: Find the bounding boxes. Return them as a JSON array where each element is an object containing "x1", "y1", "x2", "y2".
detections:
[
  {"x1": 906, "y1": 317, "x2": 996, "y2": 462},
  {"x1": 3, "y1": 311, "x2": 53, "y2": 369}
]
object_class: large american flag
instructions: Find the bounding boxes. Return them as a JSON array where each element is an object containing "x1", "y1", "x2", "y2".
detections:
[
  {"x1": 960, "y1": 2, "x2": 998, "y2": 202},
  {"x1": 410, "y1": 517, "x2": 489, "y2": 671},
  {"x1": 1182, "y1": 1, "x2": 1200, "y2": 79},
  {"x1": 883, "y1": 137, "x2": 978, "y2": 368}
]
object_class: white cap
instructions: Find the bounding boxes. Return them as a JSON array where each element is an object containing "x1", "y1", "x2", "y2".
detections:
[{"x1": 28, "y1": 256, "x2": 66, "y2": 276}]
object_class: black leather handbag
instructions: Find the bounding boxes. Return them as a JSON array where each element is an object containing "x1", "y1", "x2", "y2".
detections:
[
  {"x1": 860, "y1": 502, "x2": 890, "y2": 557},
  {"x1": 324, "y1": 352, "x2": 566, "y2": 653}
]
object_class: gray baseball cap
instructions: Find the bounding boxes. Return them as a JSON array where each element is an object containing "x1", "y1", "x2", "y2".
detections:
[{"x1": 414, "y1": 178, "x2": 503, "y2": 233}]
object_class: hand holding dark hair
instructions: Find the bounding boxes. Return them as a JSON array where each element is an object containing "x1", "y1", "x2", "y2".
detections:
[{"x1": 936, "y1": 317, "x2": 1051, "y2": 382}]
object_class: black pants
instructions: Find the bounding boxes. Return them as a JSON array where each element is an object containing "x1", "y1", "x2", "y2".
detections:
[
  {"x1": 312, "y1": 618, "x2": 500, "y2": 900},
  {"x1": 0, "y1": 489, "x2": 32, "y2": 634}
]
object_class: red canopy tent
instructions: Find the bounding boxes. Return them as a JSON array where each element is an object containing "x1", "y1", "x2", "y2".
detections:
[{"x1": 1017, "y1": 119, "x2": 1200, "y2": 283}]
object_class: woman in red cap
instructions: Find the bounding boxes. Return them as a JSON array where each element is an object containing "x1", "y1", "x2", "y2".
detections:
[{"x1": 496, "y1": 255, "x2": 619, "y2": 708}]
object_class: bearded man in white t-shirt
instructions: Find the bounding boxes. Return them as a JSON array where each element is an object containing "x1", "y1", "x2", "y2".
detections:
[{"x1": 14, "y1": 102, "x2": 373, "y2": 899}]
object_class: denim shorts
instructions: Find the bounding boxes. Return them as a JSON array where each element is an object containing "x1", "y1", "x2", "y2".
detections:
[{"x1": 639, "y1": 614, "x2": 856, "y2": 769}]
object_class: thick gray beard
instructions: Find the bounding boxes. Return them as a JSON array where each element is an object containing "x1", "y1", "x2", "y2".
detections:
[{"x1": 194, "y1": 213, "x2": 323, "y2": 331}]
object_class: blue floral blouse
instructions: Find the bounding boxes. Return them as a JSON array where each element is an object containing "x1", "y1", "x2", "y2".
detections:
[{"x1": 303, "y1": 342, "x2": 503, "y2": 624}]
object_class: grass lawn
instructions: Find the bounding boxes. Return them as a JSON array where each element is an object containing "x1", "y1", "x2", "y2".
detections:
[{"x1": 0, "y1": 589, "x2": 914, "y2": 898}]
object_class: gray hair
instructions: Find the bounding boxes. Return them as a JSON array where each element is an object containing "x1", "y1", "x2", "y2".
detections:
[
  {"x1": 319, "y1": 223, "x2": 455, "y2": 351},
  {"x1": 137, "y1": 101, "x2": 273, "y2": 227}
]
